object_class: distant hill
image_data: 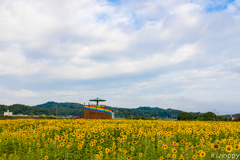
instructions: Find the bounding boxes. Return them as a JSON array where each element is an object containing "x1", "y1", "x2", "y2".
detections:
[
  {"x1": 35, "y1": 102, "x2": 183, "y2": 118},
  {"x1": 110, "y1": 106, "x2": 183, "y2": 119},
  {"x1": 0, "y1": 102, "x2": 184, "y2": 118},
  {"x1": 35, "y1": 101, "x2": 84, "y2": 116},
  {"x1": 0, "y1": 104, "x2": 55, "y2": 116}
]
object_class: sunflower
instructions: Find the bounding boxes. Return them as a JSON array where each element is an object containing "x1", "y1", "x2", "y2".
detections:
[
  {"x1": 226, "y1": 145, "x2": 233, "y2": 152},
  {"x1": 132, "y1": 141, "x2": 137, "y2": 145},
  {"x1": 78, "y1": 146, "x2": 82, "y2": 150},
  {"x1": 172, "y1": 148, "x2": 177, "y2": 153},
  {"x1": 87, "y1": 135, "x2": 91, "y2": 138},
  {"x1": 162, "y1": 145, "x2": 168, "y2": 150},
  {"x1": 127, "y1": 156, "x2": 131, "y2": 160},
  {"x1": 213, "y1": 144, "x2": 220, "y2": 150},
  {"x1": 98, "y1": 146, "x2": 102, "y2": 150},
  {"x1": 105, "y1": 148, "x2": 110, "y2": 154},
  {"x1": 223, "y1": 139, "x2": 227, "y2": 143},
  {"x1": 45, "y1": 156, "x2": 48, "y2": 160},
  {"x1": 131, "y1": 147, "x2": 135, "y2": 151},
  {"x1": 192, "y1": 155, "x2": 197, "y2": 159},
  {"x1": 95, "y1": 154, "x2": 100, "y2": 159},
  {"x1": 200, "y1": 151, "x2": 206, "y2": 157},
  {"x1": 234, "y1": 144, "x2": 240, "y2": 150},
  {"x1": 172, "y1": 154, "x2": 176, "y2": 158},
  {"x1": 159, "y1": 156, "x2": 163, "y2": 160},
  {"x1": 139, "y1": 153, "x2": 143, "y2": 157}
]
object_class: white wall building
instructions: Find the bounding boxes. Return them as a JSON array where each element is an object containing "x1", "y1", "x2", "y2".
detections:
[
  {"x1": 4, "y1": 110, "x2": 12, "y2": 116},
  {"x1": 230, "y1": 114, "x2": 239, "y2": 120}
]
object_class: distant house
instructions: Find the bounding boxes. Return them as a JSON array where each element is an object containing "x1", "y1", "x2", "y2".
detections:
[
  {"x1": 112, "y1": 113, "x2": 115, "y2": 119},
  {"x1": 4, "y1": 110, "x2": 12, "y2": 116},
  {"x1": 18, "y1": 114, "x2": 23, "y2": 116},
  {"x1": 230, "y1": 114, "x2": 239, "y2": 120}
]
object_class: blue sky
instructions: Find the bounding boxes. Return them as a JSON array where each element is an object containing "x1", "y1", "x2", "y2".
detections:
[{"x1": 0, "y1": 0, "x2": 240, "y2": 115}]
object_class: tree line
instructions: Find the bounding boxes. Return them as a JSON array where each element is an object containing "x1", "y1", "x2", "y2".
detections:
[
  {"x1": 2, "y1": 101, "x2": 233, "y2": 121},
  {"x1": 177, "y1": 112, "x2": 235, "y2": 121},
  {"x1": 0, "y1": 101, "x2": 183, "y2": 118}
]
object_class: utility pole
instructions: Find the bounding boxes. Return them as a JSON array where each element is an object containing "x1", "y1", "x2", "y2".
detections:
[
  {"x1": 171, "y1": 109, "x2": 172, "y2": 119},
  {"x1": 116, "y1": 106, "x2": 118, "y2": 119},
  {"x1": 216, "y1": 111, "x2": 219, "y2": 121},
  {"x1": 213, "y1": 109, "x2": 216, "y2": 121},
  {"x1": 56, "y1": 105, "x2": 57, "y2": 119}
]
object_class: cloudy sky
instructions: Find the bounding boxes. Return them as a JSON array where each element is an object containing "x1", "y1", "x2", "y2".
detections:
[{"x1": 0, "y1": 0, "x2": 240, "y2": 114}]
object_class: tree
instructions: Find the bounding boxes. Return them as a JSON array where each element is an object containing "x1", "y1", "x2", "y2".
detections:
[
  {"x1": 177, "y1": 112, "x2": 193, "y2": 120},
  {"x1": 196, "y1": 112, "x2": 216, "y2": 121}
]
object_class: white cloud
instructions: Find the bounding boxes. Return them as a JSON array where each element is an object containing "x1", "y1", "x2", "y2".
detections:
[{"x1": 0, "y1": 0, "x2": 240, "y2": 114}]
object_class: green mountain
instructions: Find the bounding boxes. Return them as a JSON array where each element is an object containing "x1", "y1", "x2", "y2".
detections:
[
  {"x1": 1, "y1": 102, "x2": 236, "y2": 121},
  {"x1": 35, "y1": 101, "x2": 84, "y2": 116},
  {"x1": 0, "y1": 101, "x2": 183, "y2": 118},
  {"x1": 35, "y1": 102, "x2": 182, "y2": 118},
  {"x1": 0, "y1": 104, "x2": 55, "y2": 115},
  {"x1": 110, "y1": 106, "x2": 182, "y2": 119}
]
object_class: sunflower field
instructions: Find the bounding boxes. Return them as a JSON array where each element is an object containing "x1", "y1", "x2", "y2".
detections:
[{"x1": 0, "y1": 119, "x2": 240, "y2": 160}]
